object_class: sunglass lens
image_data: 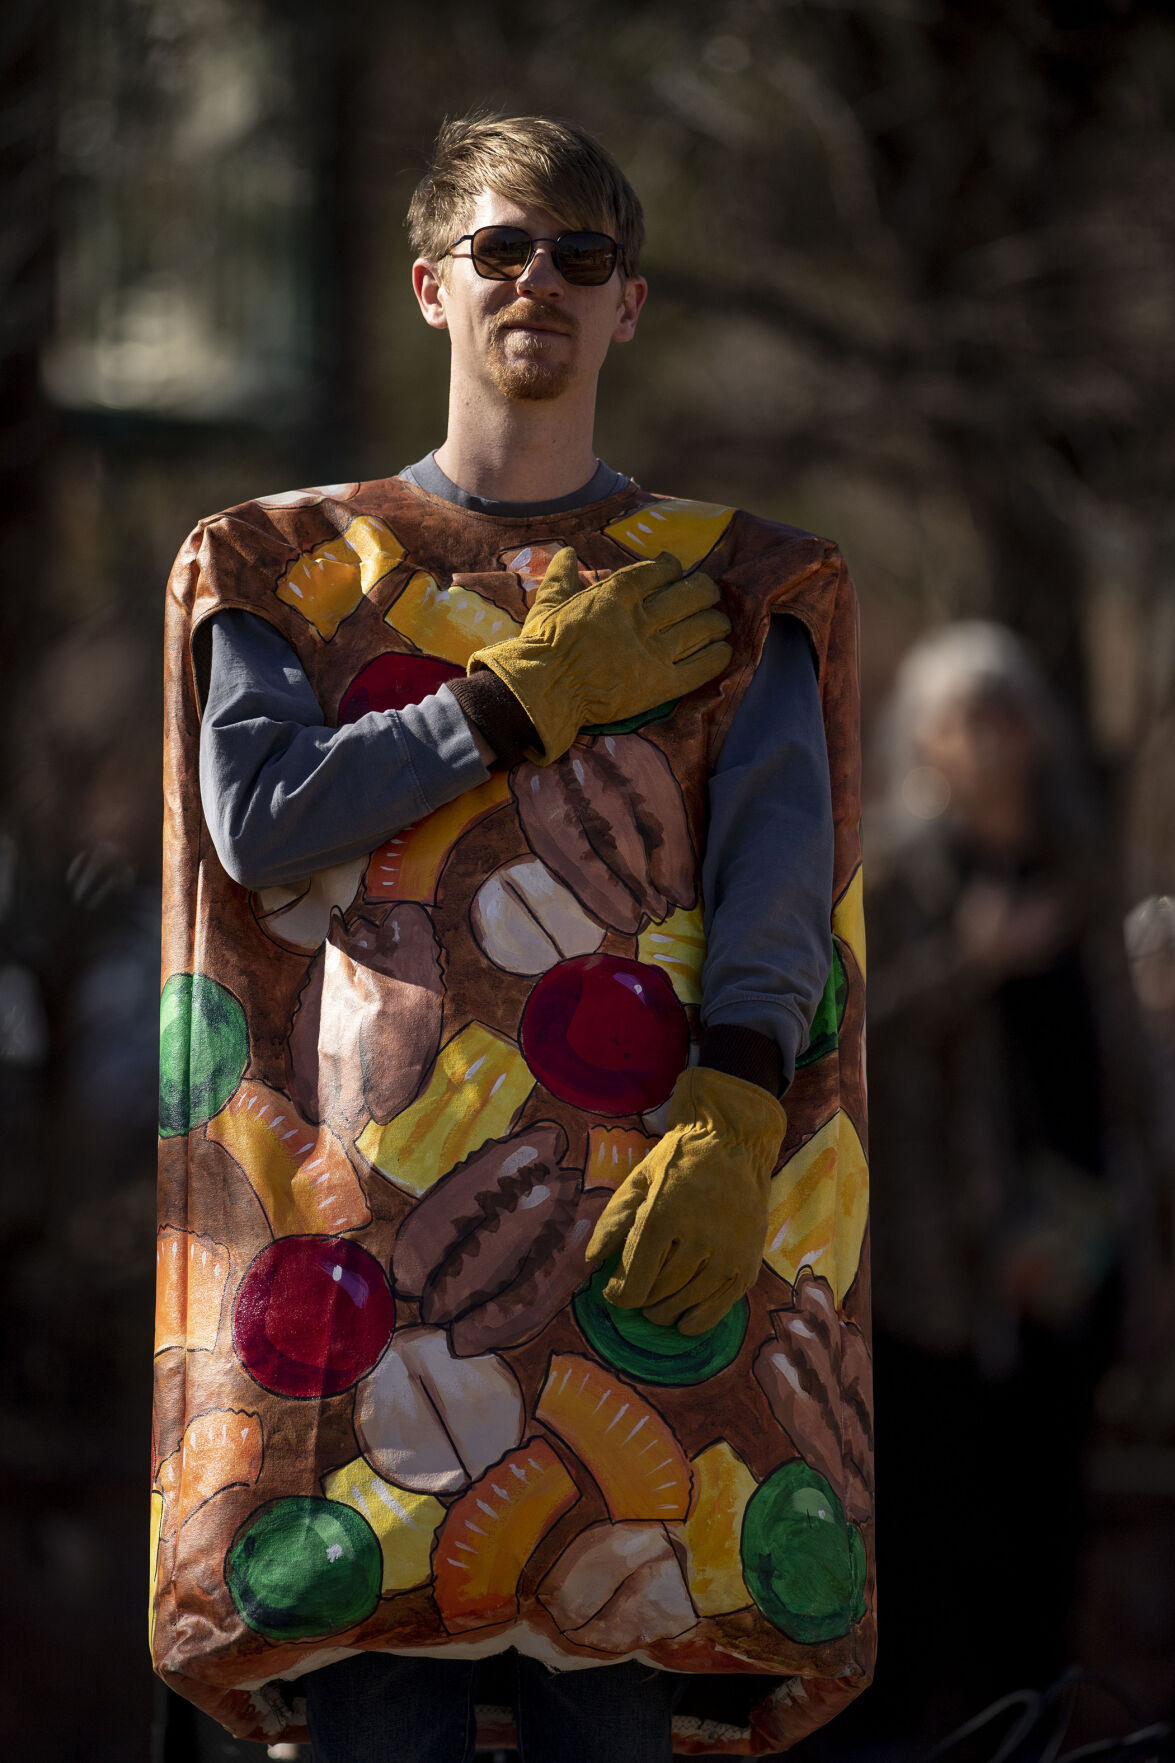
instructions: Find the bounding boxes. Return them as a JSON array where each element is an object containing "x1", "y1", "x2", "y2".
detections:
[
  {"x1": 554, "y1": 232, "x2": 618, "y2": 284},
  {"x1": 471, "y1": 227, "x2": 532, "y2": 278}
]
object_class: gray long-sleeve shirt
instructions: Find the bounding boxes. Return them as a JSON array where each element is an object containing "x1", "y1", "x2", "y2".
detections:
[{"x1": 197, "y1": 464, "x2": 834, "y2": 1087}]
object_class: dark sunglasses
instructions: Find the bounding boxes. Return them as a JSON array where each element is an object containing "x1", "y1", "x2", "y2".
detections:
[{"x1": 443, "y1": 225, "x2": 623, "y2": 287}]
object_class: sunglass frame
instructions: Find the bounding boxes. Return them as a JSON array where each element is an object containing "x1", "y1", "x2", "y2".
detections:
[{"x1": 443, "y1": 225, "x2": 623, "y2": 287}]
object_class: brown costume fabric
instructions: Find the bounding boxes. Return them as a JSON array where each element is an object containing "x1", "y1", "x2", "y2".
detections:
[{"x1": 152, "y1": 477, "x2": 872, "y2": 1753}]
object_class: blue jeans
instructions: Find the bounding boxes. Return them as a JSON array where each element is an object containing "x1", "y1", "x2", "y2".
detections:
[{"x1": 304, "y1": 1649, "x2": 688, "y2": 1763}]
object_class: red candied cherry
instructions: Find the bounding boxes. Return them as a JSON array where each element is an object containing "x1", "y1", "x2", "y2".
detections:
[
  {"x1": 521, "y1": 953, "x2": 688, "y2": 1116},
  {"x1": 338, "y1": 653, "x2": 462, "y2": 723},
  {"x1": 233, "y1": 1236, "x2": 395, "y2": 1398}
]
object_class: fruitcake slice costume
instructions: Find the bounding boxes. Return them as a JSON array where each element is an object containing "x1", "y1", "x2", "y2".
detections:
[{"x1": 154, "y1": 477, "x2": 872, "y2": 1754}]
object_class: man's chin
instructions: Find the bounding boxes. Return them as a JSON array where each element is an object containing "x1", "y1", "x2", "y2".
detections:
[{"x1": 487, "y1": 359, "x2": 574, "y2": 402}]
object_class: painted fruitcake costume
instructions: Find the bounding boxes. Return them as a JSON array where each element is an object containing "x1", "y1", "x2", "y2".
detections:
[{"x1": 153, "y1": 475, "x2": 873, "y2": 1754}]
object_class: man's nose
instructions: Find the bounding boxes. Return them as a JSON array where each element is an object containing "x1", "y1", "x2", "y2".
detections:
[{"x1": 515, "y1": 244, "x2": 563, "y2": 298}]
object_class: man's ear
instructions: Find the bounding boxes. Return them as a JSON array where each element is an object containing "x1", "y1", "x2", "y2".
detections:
[
  {"x1": 413, "y1": 259, "x2": 449, "y2": 331},
  {"x1": 612, "y1": 274, "x2": 648, "y2": 344}
]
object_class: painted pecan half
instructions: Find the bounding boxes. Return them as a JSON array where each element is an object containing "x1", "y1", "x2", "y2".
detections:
[
  {"x1": 754, "y1": 1268, "x2": 874, "y2": 1524},
  {"x1": 512, "y1": 733, "x2": 696, "y2": 936}
]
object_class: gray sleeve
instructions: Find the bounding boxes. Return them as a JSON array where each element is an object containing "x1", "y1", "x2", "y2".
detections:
[
  {"x1": 197, "y1": 609, "x2": 491, "y2": 891},
  {"x1": 700, "y1": 615, "x2": 835, "y2": 1088}
]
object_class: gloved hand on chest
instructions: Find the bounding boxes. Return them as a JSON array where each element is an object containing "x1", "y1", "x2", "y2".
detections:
[
  {"x1": 467, "y1": 545, "x2": 731, "y2": 763},
  {"x1": 585, "y1": 1065, "x2": 787, "y2": 1336}
]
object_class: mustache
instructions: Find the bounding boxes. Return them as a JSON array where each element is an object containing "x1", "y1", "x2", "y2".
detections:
[{"x1": 489, "y1": 301, "x2": 577, "y2": 340}]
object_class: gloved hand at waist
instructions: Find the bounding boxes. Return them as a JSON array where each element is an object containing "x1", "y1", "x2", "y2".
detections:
[
  {"x1": 466, "y1": 546, "x2": 731, "y2": 764},
  {"x1": 585, "y1": 1065, "x2": 786, "y2": 1336}
]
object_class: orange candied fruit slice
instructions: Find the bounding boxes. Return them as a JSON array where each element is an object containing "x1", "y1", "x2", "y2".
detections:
[
  {"x1": 585, "y1": 1126, "x2": 657, "y2": 1192},
  {"x1": 536, "y1": 1354, "x2": 691, "y2": 1522},
  {"x1": 364, "y1": 773, "x2": 511, "y2": 906},
  {"x1": 433, "y1": 1440, "x2": 578, "y2": 1633},
  {"x1": 206, "y1": 1079, "x2": 371, "y2": 1236},
  {"x1": 155, "y1": 1407, "x2": 263, "y2": 1536},
  {"x1": 154, "y1": 1225, "x2": 231, "y2": 1355}
]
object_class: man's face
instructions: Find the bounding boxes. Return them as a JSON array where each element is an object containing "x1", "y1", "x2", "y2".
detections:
[{"x1": 414, "y1": 187, "x2": 647, "y2": 404}]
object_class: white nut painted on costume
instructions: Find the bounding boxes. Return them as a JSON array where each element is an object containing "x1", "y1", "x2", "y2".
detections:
[
  {"x1": 538, "y1": 1521, "x2": 697, "y2": 1651},
  {"x1": 471, "y1": 856, "x2": 604, "y2": 975},
  {"x1": 353, "y1": 1326, "x2": 525, "y2": 1495},
  {"x1": 251, "y1": 855, "x2": 366, "y2": 954}
]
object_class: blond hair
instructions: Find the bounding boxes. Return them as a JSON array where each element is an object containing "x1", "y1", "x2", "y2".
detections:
[{"x1": 407, "y1": 111, "x2": 644, "y2": 275}]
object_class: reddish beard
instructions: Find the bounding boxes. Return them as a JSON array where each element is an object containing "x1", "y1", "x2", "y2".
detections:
[{"x1": 486, "y1": 301, "x2": 578, "y2": 401}]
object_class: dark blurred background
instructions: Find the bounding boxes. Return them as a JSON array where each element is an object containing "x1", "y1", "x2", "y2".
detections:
[{"x1": 2, "y1": 1, "x2": 1173, "y2": 1758}]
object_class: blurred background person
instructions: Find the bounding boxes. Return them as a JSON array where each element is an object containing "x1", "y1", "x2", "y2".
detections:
[
  {"x1": 1125, "y1": 895, "x2": 1175, "y2": 1175},
  {"x1": 861, "y1": 622, "x2": 1131, "y2": 1742},
  {"x1": 1093, "y1": 895, "x2": 1175, "y2": 1498}
]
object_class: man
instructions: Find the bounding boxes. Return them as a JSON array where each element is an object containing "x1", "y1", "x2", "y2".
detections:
[{"x1": 153, "y1": 114, "x2": 872, "y2": 1761}]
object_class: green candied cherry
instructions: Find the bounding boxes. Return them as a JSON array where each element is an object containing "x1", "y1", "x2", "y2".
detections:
[
  {"x1": 574, "y1": 1255, "x2": 748, "y2": 1385},
  {"x1": 226, "y1": 1497, "x2": 381, "y2": 1641},
  {"x1": 158, "y1": 971, "x2": 248, "y2": 1137},
  {"x1": 796, "y1": 940, "x2": 848, "y2": 1069},
  {"x1": 582, "y1": 698, "x2": 677, "y2": 737},
  {"x1": 740, "y1": 1460, "x2": 866, "y2": 1643}
]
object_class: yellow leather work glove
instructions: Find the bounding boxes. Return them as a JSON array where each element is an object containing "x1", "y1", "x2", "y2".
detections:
[
  {"x1": 467, "y1": 547, "x2": 731, "y2": 763},
  {"x1": 585, "y1": 1066, "x2": 786, "y2": 1335}
]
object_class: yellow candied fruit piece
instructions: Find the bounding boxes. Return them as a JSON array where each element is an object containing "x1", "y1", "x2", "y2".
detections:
[
  {"x1": 637, "y1": 904, "x2": 707, "y2": 1005},
  {"x1": 832, "y1": 865, "x2": 866, "y2": 980},
  {"x1": 148, "y1": 1489, "x2": 165, "y2": 1649},
  {"x1": 276, "y1": 515, "x2": 406, "y2": 639},
  {"x1": 586, "y1": 1126, "x2": 657, "y2": 1191},
  {"x1": 386, "y1": 571, "x2": 523, "y2": 666},
  {"x1": 322, "y1": 1457, "x2": 444, "y2": 1595},
  {"x1": 356, "y1": 1022, "x2": 534, "y2": 1197},
  {"x1": 763, "y1": 1109, "x2": 868, "y2": 1304},
  {"x1": 603, "y1": 498, "x2": 734, "y2": 573},
  {"x1": 672, "y1": 1441, "x2": 756, "y2": 1616}
]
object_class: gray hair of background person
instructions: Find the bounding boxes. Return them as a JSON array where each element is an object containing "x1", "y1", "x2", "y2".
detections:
[{"x1": 870, "y1": 619, "x2": 1101, "y2": 869}]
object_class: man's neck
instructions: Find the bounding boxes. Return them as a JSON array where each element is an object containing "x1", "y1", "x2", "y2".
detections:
[{"x1": 434, "y1": 381, "x2": 600, "y2": 504}]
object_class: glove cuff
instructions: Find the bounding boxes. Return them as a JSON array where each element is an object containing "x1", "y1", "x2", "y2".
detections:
[
  {"x1": 697, "y1": 1024, "x2": 784, "y2": 1097},
  {"x1": 665, "y1": 1065, "x2": 787, "y2": 1164},
  {"x1": 466, "y1": 638, "x2": 582, "y2": 764},
  {"x1": 446, "y1": 671, "x2": 539, "y2": 769}
]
